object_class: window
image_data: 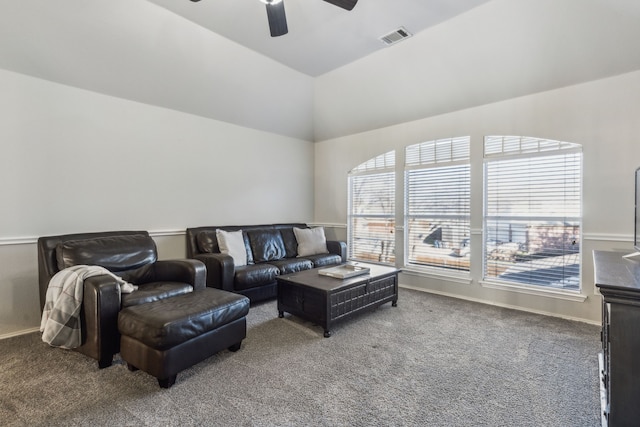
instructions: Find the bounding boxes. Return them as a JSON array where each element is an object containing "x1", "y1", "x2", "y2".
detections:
[
  {"x1": 405, "y1": 137, "x2": 470, "y2": 272},
  {"x1": 348, "y1": 151, "x2": 395, "y2": 264},
  {"x1": 483, "y1": 136, "x2": 582, "y2": 290}
]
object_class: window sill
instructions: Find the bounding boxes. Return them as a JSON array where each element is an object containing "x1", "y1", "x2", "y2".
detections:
[
  {"x1": 480, "y1": 279, "x2": 587, "y2": 302},
  {"x1": 401, "y1": 266, "x2": 472, "y2": 285}
]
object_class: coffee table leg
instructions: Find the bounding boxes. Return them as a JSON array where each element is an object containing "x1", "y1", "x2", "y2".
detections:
[{"x1": 278, "y1": 310, "x2": 284, "y2": 318}]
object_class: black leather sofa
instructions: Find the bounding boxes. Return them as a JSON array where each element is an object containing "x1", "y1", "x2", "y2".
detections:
[
  {"x1": 38, "y1": 230, "x2": 206, "y2": 368},
  {"x1": 186, "y1": 223, "x2": 346, "y2": 302}
]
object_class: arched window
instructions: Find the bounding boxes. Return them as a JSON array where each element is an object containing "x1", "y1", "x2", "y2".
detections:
[
  {"x1": 483, "y1": 136, "x2": 582, "y2": 290},
  {"x1": 348, "y1": 151, "x2": 395, "y2": 264}
]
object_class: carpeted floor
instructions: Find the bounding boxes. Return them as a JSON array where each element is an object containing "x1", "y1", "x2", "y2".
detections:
[{"x1": 0, "y1": 288, "x2": 601, "y2": 426}]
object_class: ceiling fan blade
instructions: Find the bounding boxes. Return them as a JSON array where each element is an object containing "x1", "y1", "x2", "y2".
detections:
[
  {"x1": 323, "y1": 0, "x2": 358, "y2": 11},
  {"x1": 266, "y1": 1, "x2": 288, "y2": 37}
]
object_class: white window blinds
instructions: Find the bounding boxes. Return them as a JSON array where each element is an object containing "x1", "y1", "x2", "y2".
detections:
[
  {"x1": 348, "y1": 151, "x2": 395, "y2": 264},
  {"x1": 405, "y1": 137, "x2": 470, "y2": 271},
  {"x1": 483, "y1": 136, "x2": 582, "y2": 290}
]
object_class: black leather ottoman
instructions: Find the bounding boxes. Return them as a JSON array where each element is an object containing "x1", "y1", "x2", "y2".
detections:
[{"x1": 118, "y1": 288, "x2": 250, "y2": 388}]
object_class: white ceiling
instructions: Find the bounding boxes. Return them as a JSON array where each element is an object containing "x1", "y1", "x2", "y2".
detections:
[
  {"x1": 3, "y1": 0, "x2": 640, "y2": 141},
  {"x1": 146, "y1": 0, "x2": 492, "y2": 76}
]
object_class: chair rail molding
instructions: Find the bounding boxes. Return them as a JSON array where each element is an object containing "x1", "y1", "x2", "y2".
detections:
[
  {"x1": 1, "y1": 230, "x2": 630, "y2": 246},
  {"x1": 0, "y1": 229, "x2": 186, "y2": 246},
  {"x1": 582, "y1": 232, "x2": 632, "y2": 242},
  {"x1": 310, "y1": 222, "x2": 347, "y2": 229},
  {"x1": 0, "y1": 236, "x2": 38, "y2": 246}
]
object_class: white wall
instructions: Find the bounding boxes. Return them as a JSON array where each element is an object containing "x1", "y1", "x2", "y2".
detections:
[
  {"x1": 0, "y1": 0, "x2": 315, "y2": 141},
  {"x1": 313, "y1": 0, "x2": 640, "y2": 142},
  {"x1": 4, "y1": 0, "x2": 640, "y2": 337},
  {"x1": 315, "y1": 70, "x2": 640, "y2": 324},
  {"x1": 0, "y1": 69, "x2": 314, "y2": 337}
]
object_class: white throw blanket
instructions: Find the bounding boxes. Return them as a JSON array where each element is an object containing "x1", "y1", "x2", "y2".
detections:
[{"x1": 40, "y1": 265, "x2": 137, "y2": 349}]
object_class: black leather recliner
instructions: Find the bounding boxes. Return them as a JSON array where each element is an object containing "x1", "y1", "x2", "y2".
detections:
[{"x1": 37, "y1": 230, "x2": 206, "y2": 369}]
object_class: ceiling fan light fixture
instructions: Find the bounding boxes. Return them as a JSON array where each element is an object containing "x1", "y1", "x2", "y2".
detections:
[
  {"x1": 263, "y1": 0, "x2": 288, "y2": 37},
  {"x1": 191, "y1": 0, "x2": 357, "y2": 38}
]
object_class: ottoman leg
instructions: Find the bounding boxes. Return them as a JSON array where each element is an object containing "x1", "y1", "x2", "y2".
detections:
[
  {"x1": 228, "y1": 341, "x2": 242, "y2": 352},
  {"x1": 98, "y1": 356, "x2": 113, "y2": 369},
  {"x1": 158, "y1": 375, "x2": 177, "y2": 389},
  {"x1": 127, "y1": 363, "x2": 139, "y2": 372}
]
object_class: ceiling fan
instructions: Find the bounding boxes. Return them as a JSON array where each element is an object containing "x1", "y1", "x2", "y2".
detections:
[{"x1": 189, "y1": 0, "x2": 359, "y2": 37}]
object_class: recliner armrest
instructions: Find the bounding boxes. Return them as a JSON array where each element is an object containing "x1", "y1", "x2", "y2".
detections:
[
  {"x1": 194, "y1": 253, "x2": 235, "y2": 292},
  {"x1": 82, "y1": 275, "x2": 122, "y2": 367},
  {"x1": 153, "y1": 259, "x2": 206, "y2": 290},
  {"x1": 327, "y1": 241, "x2": 347, "y2": 263}
]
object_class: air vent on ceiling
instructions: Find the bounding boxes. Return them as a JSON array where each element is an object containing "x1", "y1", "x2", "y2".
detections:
[{"x1": 380, "y1": 27, "x2": 412, "y2": 46}]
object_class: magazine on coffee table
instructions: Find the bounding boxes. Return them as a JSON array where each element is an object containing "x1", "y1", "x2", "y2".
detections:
[{"x1": 318, "y1": 263, "x2": 370, "y2": 279}]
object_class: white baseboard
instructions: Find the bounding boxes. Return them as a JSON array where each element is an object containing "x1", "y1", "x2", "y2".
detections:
[
  {"x1": 398, "y1": 284, "x2": 600, "y2": 325},
  {"x1": 0, "y1": 327, "x2": 40, "y2": 340}
]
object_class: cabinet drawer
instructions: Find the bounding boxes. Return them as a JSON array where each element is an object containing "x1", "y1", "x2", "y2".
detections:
[
  {"x1": 279, "y1": 283, "x2": 324, "y2": 320},
  {"x1": 329, "y1": 275, "x2": 397, "y2": 319},
  {"x1": 279, "y1": 283, "x2": 303, "y2": 308}
]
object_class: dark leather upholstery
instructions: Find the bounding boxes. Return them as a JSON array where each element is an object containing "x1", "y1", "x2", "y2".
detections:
[
  {"x1": 121, "y1": 282, "x2": 193, "y2": 308},
  {"x1": 118, "y1": 288, "x2": 250, "y2": 388},
  {"x1": 119, "y1": 289, "x2": 249, "y2": 350},
  {"x1": 269, "y1": 258, "x2": 314, "y2": 274},
  {"x1": 37, "y1": 230, "x2": 206, "y2": 369},
  {"x1": 56, "y1": 234, "x2": 157, "y2": 273},
  {"x1": 247, "y1": 229, "x2": 286, "y2": 263},
  {"x1": 186, "y1": 224, "x2": 347, "y2": 302},
  {"x1": 234, "y1": 264, "x2": 280, "y2": 291},
  {"x1": 302, "y1": 253, "x2": 342, "y2": 267}
]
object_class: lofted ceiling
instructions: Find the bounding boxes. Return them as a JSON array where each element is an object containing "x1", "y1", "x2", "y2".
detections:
[
  {"x1": 146, "y1": 0, "x2": 492, "y2": 76},
  {"x1": 2, "y1": 0, "x2": 640, "y2": 141}
]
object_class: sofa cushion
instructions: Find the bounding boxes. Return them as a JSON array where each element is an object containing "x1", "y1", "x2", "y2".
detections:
[
  {"x1": 247, "y1": 230, "x2": 286, "y2": 263},
  {"x1": 56, "y1": 234, "x2": 157, "y2": 272},
  {"x1": 269, "y1": 258, "x2": 313, "y2": 275},
  {"x1": 216, "y1": 229, "x2": 247, "y2": 267},
  {"x1": 243, "y1": 232, "x2": 255, "y2": 265},
  {"x1": 294, "y1": 227, "x2": 329, "y2": 257},
  {"x1": 279, "y1": 228, "x2": 299, "y2": 258},
  {"x1": 196, "y1": 230, "x2": 218, "y2": 254},
  {"x1": 234, "y1": 264, "x2": 279, "y2": 291},
  {"x1": 197, "y1": 229, "x2": 254, "y2": 264},
  {"x1": 301, "y1": 253, "x2": 343, "y2": 267}
]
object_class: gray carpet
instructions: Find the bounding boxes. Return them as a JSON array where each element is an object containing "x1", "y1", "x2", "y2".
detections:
[{"x1": 0, "y1": 288, "x2": 601, "y2": 427}]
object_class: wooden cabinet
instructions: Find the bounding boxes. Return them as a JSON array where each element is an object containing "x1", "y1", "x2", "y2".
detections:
[{"x1": 594, "y1": 250, "x2": 640, "y2": 427}]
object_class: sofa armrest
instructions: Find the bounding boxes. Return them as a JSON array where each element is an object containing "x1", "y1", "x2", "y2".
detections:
[
  {"x1": 82, "y1": 275, "x2": 122, "y2": 367},
  {"x1": 153, "y1": 259, "x2": 207, "y2": 290},
  {"x1": 194, "y1": 253, "x2": 236, "y2": 292},
  {"x1": 327, "y1": 240, "x2": 347, "y2": 263}
]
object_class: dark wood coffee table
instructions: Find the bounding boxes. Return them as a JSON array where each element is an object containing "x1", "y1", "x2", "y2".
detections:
[{"x1": 277, "y1": 263, "x2": 399, "y2": 337}]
